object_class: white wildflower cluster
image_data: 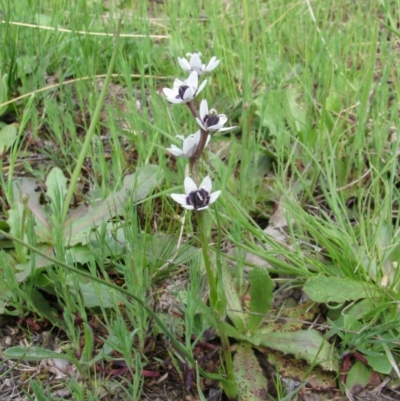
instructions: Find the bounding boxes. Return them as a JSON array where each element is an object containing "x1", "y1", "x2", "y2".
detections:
[{"x1": 163, "y1": 52, "x2": 235, "y2": 211}]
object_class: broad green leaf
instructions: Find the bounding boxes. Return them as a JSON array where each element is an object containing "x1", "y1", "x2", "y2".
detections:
[
  {"x1": 257, "y1": 302, "x2": 318, "y2": 334},
  {"x1": 15, "y1": 245, "x2": 56, "y2": 282},
  {"x1": 65, "y1": 244, "x2": 96, "y2": 265},
  {"x1": 67, "y1": 274, "x2": 122, "y2": 308},
  {"x1": 343, "y1": 315, "x2": 363, "y2": 332},
  {"x1": 267, "y1": 351, "x2": 336, "y2": 391},
  {"x1": 344, "y1": 298, "x2": 376, "y2": 320},
  {"x1": 66, "y1": 228, "x2": 126, "y2": 265},
  {"x1": 198, "y1": 302, "x2": 247, "y2": 341},
  {"x1": 248, "y1": 267, "x2": 274, "y2": 332},
  {"x1": 284, "y1": 86, "x2": 306, "y2": 133},
  {"x1": 252, "y1": 329, "x2": 339, "y2": 372},
  {"x1": 4, "y1": 346, "x2": 74, "y2": 362},
  {"x1": 29, "y1": 288, "x2": 65, "y2": 327},
  {"x1": 145, "y1": 232, "x2": 199, "y2": 270},
  {"x1": 34, "y1": 13, "x2": 53, "y2": 26},
  {"x1": 221, "y1": 321, "x2": 247, "y2": 341},
  {"x1": 77, "y1": 281, "x2": 117, "y2": 308},
  {"x1": 65, "y1": 165, "x2": 161, "y2": 246},
  {"x1": 233, "y1": 343, "x2": 269, "y2": 401},
  {"x1": 303, "y1": 276, "x2": 378, "y2": 303},
  {"x1": 121, "y1": 164, "x2": 162, "y2": 201},
  {"x1": 7, "y1": 200, "x2": 29, "y2": 262},
  {"x1": 0, "y1": 123, "x2": 18, "y2": 155},
  {"x1": 158, "y1": 313, "x2": 185, "y2": 338},
  {"x1": 45, "y1": 167, "x2": 67, "y2": 205},
  {"x1": 222, "y1": 267, "x2": 246, "y2": 332},
  {"x1": 12, "y1": 177, "x2": 50, "y2": 239},
  {"x1": 326, "y1": 90, "x2": 342, "y2": 113},
  {"x1": 357, "y1": 246, "x2": 379, "y2": 282},
  {"x1": 346, "y1": 360, "x2": 370, "y2": 394},
  {"x1": 366, "y1": 354, "x2": 392, "y2": 375},
  {"x1": 17, "y1": 55, "x2": 37, "y2": 75}
]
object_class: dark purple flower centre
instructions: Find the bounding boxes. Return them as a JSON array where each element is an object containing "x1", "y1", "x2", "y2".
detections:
[
  {"x1": 186, "y1": 189, "x2": 210, "y2": 209},
  {"x1": 178, "y1": 85, "x2": 190, "y2": 99},
  {"x1": 204, "y1": 114, "x2": 220, "y2": 128}
]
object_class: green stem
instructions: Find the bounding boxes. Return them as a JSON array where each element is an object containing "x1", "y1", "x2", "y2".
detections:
[
  {"x1": 197, "y1": 211, "x2": 217, "y2": 305},
  {"x1": 196, "y1": 211, "x2": 236, "y2": 397},
  {"x1": 61, "y1": 20, "x2": 122, "y2": 223}
]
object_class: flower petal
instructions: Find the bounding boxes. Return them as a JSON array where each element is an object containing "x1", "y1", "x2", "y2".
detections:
[
  {"x1": 196, "y1": 79, "x2": 207, "y2": 96},
  {"x1": 181, "y1": 204, "x2": 195, "y2": 210},
  {"x1": 219, "y1": 125, "x2": 237, "y2": 132},
  {"x1": 199, "y1": 176, "x2": 212, "y2": 193},
  {"x1": 208, "y1": 123, "x2": 223, "y2": 131},
  {"x1": 163, "y1": 87, "x2": 183, "y2": 104},
  {"x1": 193, "y1": 130, "x2": 201, "y2": 143},
  {"x1": 190, "y1": 53, "x2": 202, "y2": 72},
  {"x1": 185, "y1": 71, "x2": 198, "y2": 89},
  {"x1": 172, "y1": 78, "x2": 184, "y2": 88},
  {"x1": 209, "y1": 190, "x2": 221, "y2": 204},
  {"x1": 163, "y1": 88, "x2": 176, "y2": 98},
  {"x1": 195, "y1": 117, "x2": 207, "y2": 131},
  {"x1": 204, "y1": 57, "x2": 220, "y2": 72},
  {"x1": 199, "y1": 99, "x2": 208, "y2": 120},
  {"x1": 184, "y1": 176, "x2": 198, "y2": 194},
  {"x1": 182, "y1": 86, "x2": 196, "y2": 101},
  {"x1": 178, "y1": 57, "x2": 191, "y2": 72},
  {"x1": 171, "y1": 193, "x2": 188, "y2": 205},
  {"x1": 182, "y1": 135, "x2": 197, "y2": 157},
  {"x1": 167, "y1": 145, "x2": 184, "y2": 157},
  {"x1": 218, "y1": 114, "x2": 228, "y2": 126},
  {"x1": 166, "y1": 97, "x2": 184, "y2": 104},
  {"x1": 197, "y1": 205, "x2": 210, "y2": 211}
]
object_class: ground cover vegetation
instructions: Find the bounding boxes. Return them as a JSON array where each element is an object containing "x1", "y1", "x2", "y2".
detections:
[{"x1": 0, "y1": 0, "x2": 400, "y2": 400}]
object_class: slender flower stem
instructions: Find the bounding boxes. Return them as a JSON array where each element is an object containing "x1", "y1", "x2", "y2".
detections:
[
  {"x1": 189, "y1": 159, "x2": 199, "y2": 184},
  {"x1": 189, "y1": 127, "x2": 209, "y2": 180},
  {"x1": 196, "y1": 211, "x2": 217, "y2": 305},
  {"x1": 185, "y1": 101, "x2": 209, "y2": 179},
  {"x1": 186, "y1": 100, "x2": 199, "y2": 119},
  {"x1": 192, "y1": 128, "x2": 209, "y2": 161},
  {"x1": 196, "y1": 211, "x2": 236, "y2": 397}
]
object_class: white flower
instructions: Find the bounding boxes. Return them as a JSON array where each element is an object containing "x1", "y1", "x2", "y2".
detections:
[
  {"x1": 163, "y1": 71, "x2": 207, "y2": 104},
  {"x1": 167, "y1": 130, "x2": 210, "y2": 158},
  {"x1": 196, "y1": 99, "x2": 236, "y2": 132},
  {"x1": 178, "y1": 52, "x2": 220, "y2": 75},
  {"x1": 171, "y1": 176, "x2": 221, "y2": 211}
]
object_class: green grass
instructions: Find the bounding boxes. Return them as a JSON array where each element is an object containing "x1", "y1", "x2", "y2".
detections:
[{"x1": 1, "y1": 0, "x2": 400, "y2": 399}]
